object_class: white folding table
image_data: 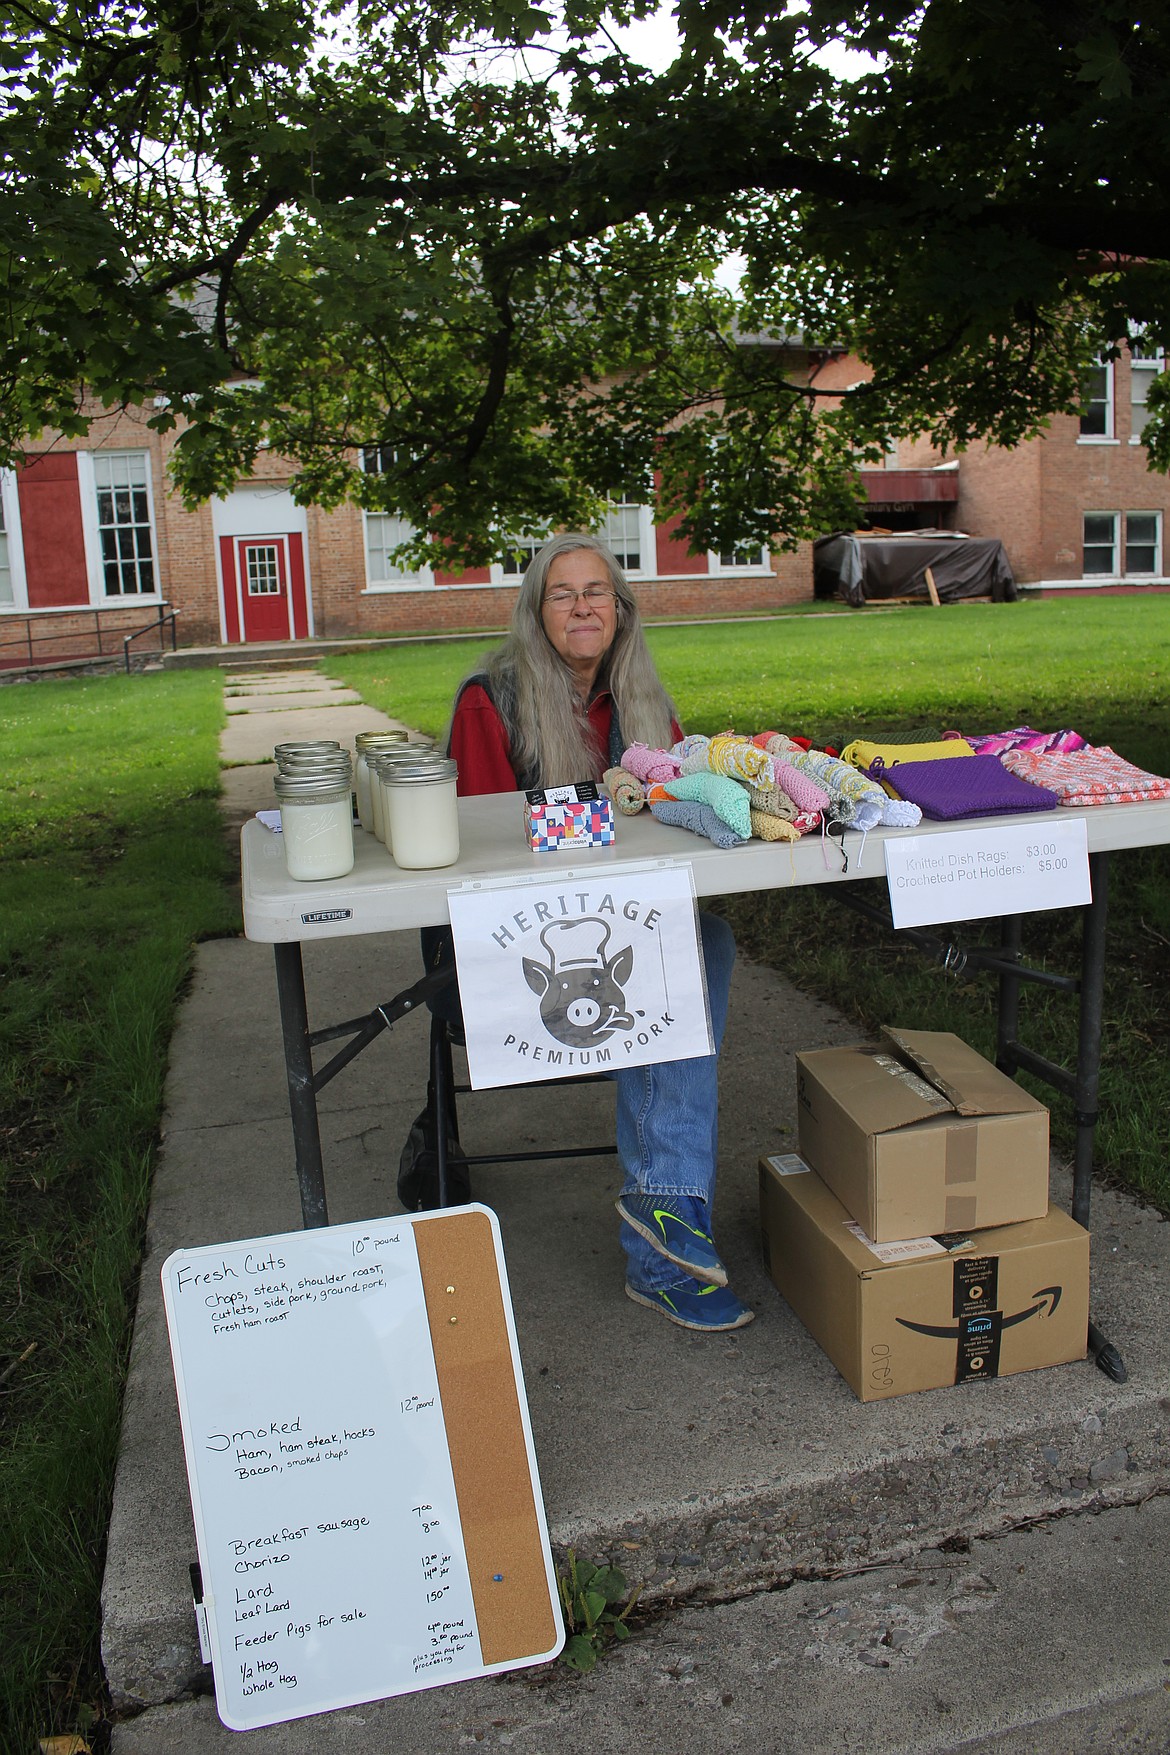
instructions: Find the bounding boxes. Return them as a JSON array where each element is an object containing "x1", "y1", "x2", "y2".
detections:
[{"x1": 242, "y1": 794, "x2": 1170, "y2": 1377}]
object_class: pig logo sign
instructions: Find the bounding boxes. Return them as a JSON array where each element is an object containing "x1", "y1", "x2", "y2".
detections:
[
  {"x1": 448, "y1": 867, "x2": 713, "y2": 1089},
  {"x1": 523, "y1": 919, "x2": 636, "y2": 1049}
]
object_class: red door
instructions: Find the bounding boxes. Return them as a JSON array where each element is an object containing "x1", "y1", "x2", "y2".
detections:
[
  {"x1": 219, "y1": 531, "x2": 311, "y2": 643},
  {"x1": 239, "y1": 538, "x2": 291, "y2": 641}
]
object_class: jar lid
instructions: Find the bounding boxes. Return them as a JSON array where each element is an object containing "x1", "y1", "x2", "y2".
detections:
[
  {"x1": 273, "y1": 772, "x2": 353, "y2": 799},
  {"x1": 277, "y1": 756, "x2": 353, "y2": 776},
  {"x1": 368, "y1": 748, "x2": 423, "y2": 769},
  {"x1": 356, "y1": 730, "x2": 409, "y2": 748},
  {"x1": 382, "y1": 758, "x2": 458, "y2": 785},
  {"x1": 274, "y1": 740, "x2": 341, "y2": 755}
]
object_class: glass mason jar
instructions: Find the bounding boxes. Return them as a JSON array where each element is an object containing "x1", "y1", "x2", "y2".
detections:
[
  {"x1": 382, "y1": 758, "x2": 460, "y2": 869},
  {"x1": 366, "y1": 748, "x2": 420, "y2": 845},
  {"x1": 355, "y1": 731, "x2": 409, "y2": 833},
  {"x1": 273, "y1": 771, "x2": 355, "y2": 881},
  {"x1": 376, "y1": 749, "x2": 450, "y2": 855}
]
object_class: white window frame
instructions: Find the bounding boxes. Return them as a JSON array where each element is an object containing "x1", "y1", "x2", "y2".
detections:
[
  {"x1": 1123, "y1": 510, "x2": 1162, "y2": 576},
  {"x1": 596, "y1": 496, "x2": 657, "y2": 576},
  {"x1": 0, "y1": 467, "x2": 29, "y2": 611},
  {"x1": 489, "y1": 532, "x2": 551, "y2": 585},
  {"x1": 1078, "y1": 358, "x2": 1117, "y2": 443},
  {"x1": 1082, "y1": 511, "x2": 1119, "y2": 577},
  {"x1": 361, "y1": 510, "x2": 435, "y2": 590},
  {"x1": 1129, "y1": 342, "x2": 1164, "y2": 445},
  {"x1": 707, "y1": 540, "x2": 772, "y2": 575},
  {"x1": 359, "y1": 449, "x2": 434, "y2": 590},
  {"x1": 76, "y1": 449, "x2": 163, "y2": 605}
]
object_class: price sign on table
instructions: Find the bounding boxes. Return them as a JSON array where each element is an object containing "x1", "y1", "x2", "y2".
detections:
[
  {"x1": 162, "y1": 1207, "x2": 562, "y2": 1731},
  {"x1": 883, "y1": 817, "x2": 1091, "y2": 929}
]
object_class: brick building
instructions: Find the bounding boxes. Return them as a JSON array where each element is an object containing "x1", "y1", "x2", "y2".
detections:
[
  {"x1": 0, "y1": 400, "x2": 810, "y2": 666},
  {"x1": 2, "y1": 340, "x2": 1166, "y2": 663},
  {"x1": 839, "y1": 341, "x2": 1170, "y2": 590}
]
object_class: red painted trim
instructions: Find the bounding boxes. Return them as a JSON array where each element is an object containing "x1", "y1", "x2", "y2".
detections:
[
  {"x1": 653, "y1": 515, "x2": 708, "y2": 575},
  {"x1": 17, "y1": 454, "x2": 89, "y2": 606},
  {"x1": 219, "y1": 536, "x2": 241, "y2": 642},
  {"x1": 287, "y1": 533, "x2": 308, "y2": 637},
  {"x1": 435, "y1": 566, "x2": 492, "y2": 584}
]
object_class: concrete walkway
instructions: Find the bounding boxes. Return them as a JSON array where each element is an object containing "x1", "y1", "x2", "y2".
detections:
[{"x1": 101, "y1": 666, "x2": 1170, "y2": 1751}]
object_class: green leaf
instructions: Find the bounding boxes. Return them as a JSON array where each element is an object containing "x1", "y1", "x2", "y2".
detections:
[{"x1": 562, "y1": 1633, "x2": 599, "y2": 1673}]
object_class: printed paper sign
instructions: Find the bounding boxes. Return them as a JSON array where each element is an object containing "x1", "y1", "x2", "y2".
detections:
[
  {"x1": 884, "y1": 818, "x2": 1091, "y2": 929},
  {"x1": 448, "y1": 865, "x2": 712, "y2": 1089}
]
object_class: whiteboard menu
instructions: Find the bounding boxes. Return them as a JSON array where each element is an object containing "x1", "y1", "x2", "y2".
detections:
[{"x1": 162, "y1": 1206, "x2": 563, "y2": 1731}]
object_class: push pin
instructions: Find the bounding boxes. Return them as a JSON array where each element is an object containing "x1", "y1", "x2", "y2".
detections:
[
  {"x1": 492, "y1": 1573, "x2": 504, "y2": 1583},
  {"x1": 449, "y1": 1316, "x2": 458, "y2": 1325},
  {"x1": 446, "y1": 1285, "x2": 456, "y2": 1294}
]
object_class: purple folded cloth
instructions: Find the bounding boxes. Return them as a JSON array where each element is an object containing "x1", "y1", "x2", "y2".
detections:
[{"x1": 875, "y1": 754, "x2": 1060, "y2": 820}]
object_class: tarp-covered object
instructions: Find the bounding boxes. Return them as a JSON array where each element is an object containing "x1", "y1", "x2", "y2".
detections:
[{"x1": 814, "y1": 534, "x2": 1017, "y2": 606}]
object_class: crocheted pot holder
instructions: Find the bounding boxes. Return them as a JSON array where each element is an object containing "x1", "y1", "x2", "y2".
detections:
[
  {"x1": 841, "y1": 736, "x2": 976, "y2": 771},
  {"x1": 878, "y1": 754, "x2": 1060, "y2": 820}
]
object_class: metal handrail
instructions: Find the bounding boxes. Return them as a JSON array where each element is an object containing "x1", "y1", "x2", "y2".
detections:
[
  {"x1": 123, "y1": 604, "x2": 181, "y2": 671},
  {"x1": 0, "y1": 602, "x2": 179, "y2": 671}
]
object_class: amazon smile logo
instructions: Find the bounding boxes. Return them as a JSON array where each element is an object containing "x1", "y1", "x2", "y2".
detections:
[{"x1": 896, "y1": 1285, "x2": 1063, "y2": 1340}]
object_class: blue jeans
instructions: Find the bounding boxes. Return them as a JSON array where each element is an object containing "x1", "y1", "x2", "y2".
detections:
[{"x1": 615, "y1": 910, "x2": 736, "y2": 1291}]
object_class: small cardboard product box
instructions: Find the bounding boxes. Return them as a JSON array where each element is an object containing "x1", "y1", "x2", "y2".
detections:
[
  {"x1": 759, "y1": 1154, "x2": 1089, "y2": 1401},
  {"x1": 795, "y1": 1027, "x2": 1050, "y2": 1242},
  {"x1": 524, "y1": 782, "x2": 615, "y2": 852}
]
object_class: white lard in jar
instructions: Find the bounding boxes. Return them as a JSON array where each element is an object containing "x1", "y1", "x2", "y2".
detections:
[
  {"x1": 382, "y1": 758, "x2": 460, "y2": 868},
  {"x1": 274, "y1": 772, "x2": 355, "y2": 880}
]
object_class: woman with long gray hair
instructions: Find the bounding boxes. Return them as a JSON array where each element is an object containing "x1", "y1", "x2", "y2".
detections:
[{"x1": 437, "y1": 532, "x2": 750, "y2": 1332}]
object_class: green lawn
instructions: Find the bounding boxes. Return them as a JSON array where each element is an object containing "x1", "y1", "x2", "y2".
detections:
[
  {"x1": 0, "y1": 672, "x2": 238, "y2": 1752},
  {"x1": 3, "y1": 601, "x2": 1168, "y2": 1748},
  {"x1": 330, "y1": 597, "x2": 1169, "y2": 773}
]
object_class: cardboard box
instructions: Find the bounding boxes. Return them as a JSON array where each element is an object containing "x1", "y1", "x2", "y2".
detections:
[
  {"x1": 759, "y1": 1154, "x2": 1088, "y2": 1401},
  {"x1": 524, "y1": 782, "x2": 615, "y2": 852},
  {"x1": 795, "y1": 1027, "x2": 1049, "y2": 1241}
]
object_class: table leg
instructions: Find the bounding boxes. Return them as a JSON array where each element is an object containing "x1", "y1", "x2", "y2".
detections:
[
  {"x1": 273, "y1": 941, "x2": 329, "y2": 1229},
  {"x1": 1072, "y1": 852, "x2": 1110, "y2": 1231}
]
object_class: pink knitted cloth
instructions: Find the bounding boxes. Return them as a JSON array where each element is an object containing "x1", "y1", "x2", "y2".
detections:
[
  {"x1": 770, "y1": 759, "x2": 831, "y2": 816},
  {"x1": 1001, "y1": 745, "x2": 1170, "y2": 805},
  {"x1": 621, "y1": 743, "x2": 683, "y2": 784},
  {"x1": 966, "y1": 726, "x2": 1088, "y2": 758}
]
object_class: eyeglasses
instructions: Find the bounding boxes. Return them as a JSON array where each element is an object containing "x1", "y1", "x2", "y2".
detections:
[{"x1": 542, "y1": 586, "x2": 616, "y2": 611}]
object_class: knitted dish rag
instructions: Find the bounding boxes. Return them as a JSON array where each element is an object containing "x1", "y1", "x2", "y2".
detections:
[
  {"x1": 649, "y1": 772, "x2": 753, "y2": 839},
  {"x1": 748, "y1": 780, "x2": 798, "y2": 820},
  {"x1": 966, "y1": 726, "x2": 1088, "y2": 758},
  {"x1": 750, "y1": 809, "x2": 800, "y2": 842},
  {"x1": 603, "y1": 765, "x2": 646, "y2": 814},
  {"x1": 1000, "y1": 745, "x2": 1170, "y2": 806},
  {"x1": 771, "y1": 759, "x2": 831, "y2": 817},
  {"x1": 777, "y1": 744, "x2": 887, "y2": 830},
  {"x1": 791, "y1": 810, "x2": 824, "y2": 835},
  {"x1": 620, "y1": 743, "x2": 682, "y2": 784},
  {"x1": 677, "y1": 733, "x2": 770, "y2": 786},
  {"x1": 708, "y1": 733, "x2": 773, "y2": 784},
  {"x1": 648, "y1": 796, "x2": 749, "y2": 849}
]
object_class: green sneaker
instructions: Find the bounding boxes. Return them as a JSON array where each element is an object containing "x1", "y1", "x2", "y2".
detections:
[
  {"x1": 615, "y1": 1192, "x2": 727, "y2": 1285},
  {"x1": 625, "y1": 1277, "x2": 754, "y2": 1332}
]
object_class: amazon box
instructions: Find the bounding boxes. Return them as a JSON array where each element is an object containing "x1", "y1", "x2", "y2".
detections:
[
  {"x1": 795, "y1": 1027, "x2": 1049, "y2": 1242},
  {"x1": 525, "y1": 782, "x2": 615, "y2": 852},
  {"x1": 759, "y1": 1154, "x2": 1088, "y2": 1401}
]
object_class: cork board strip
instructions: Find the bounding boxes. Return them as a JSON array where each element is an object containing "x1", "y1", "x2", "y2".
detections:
[{"x1": 414, "y1": 1209, "x2": 560, "y2": 1668}]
